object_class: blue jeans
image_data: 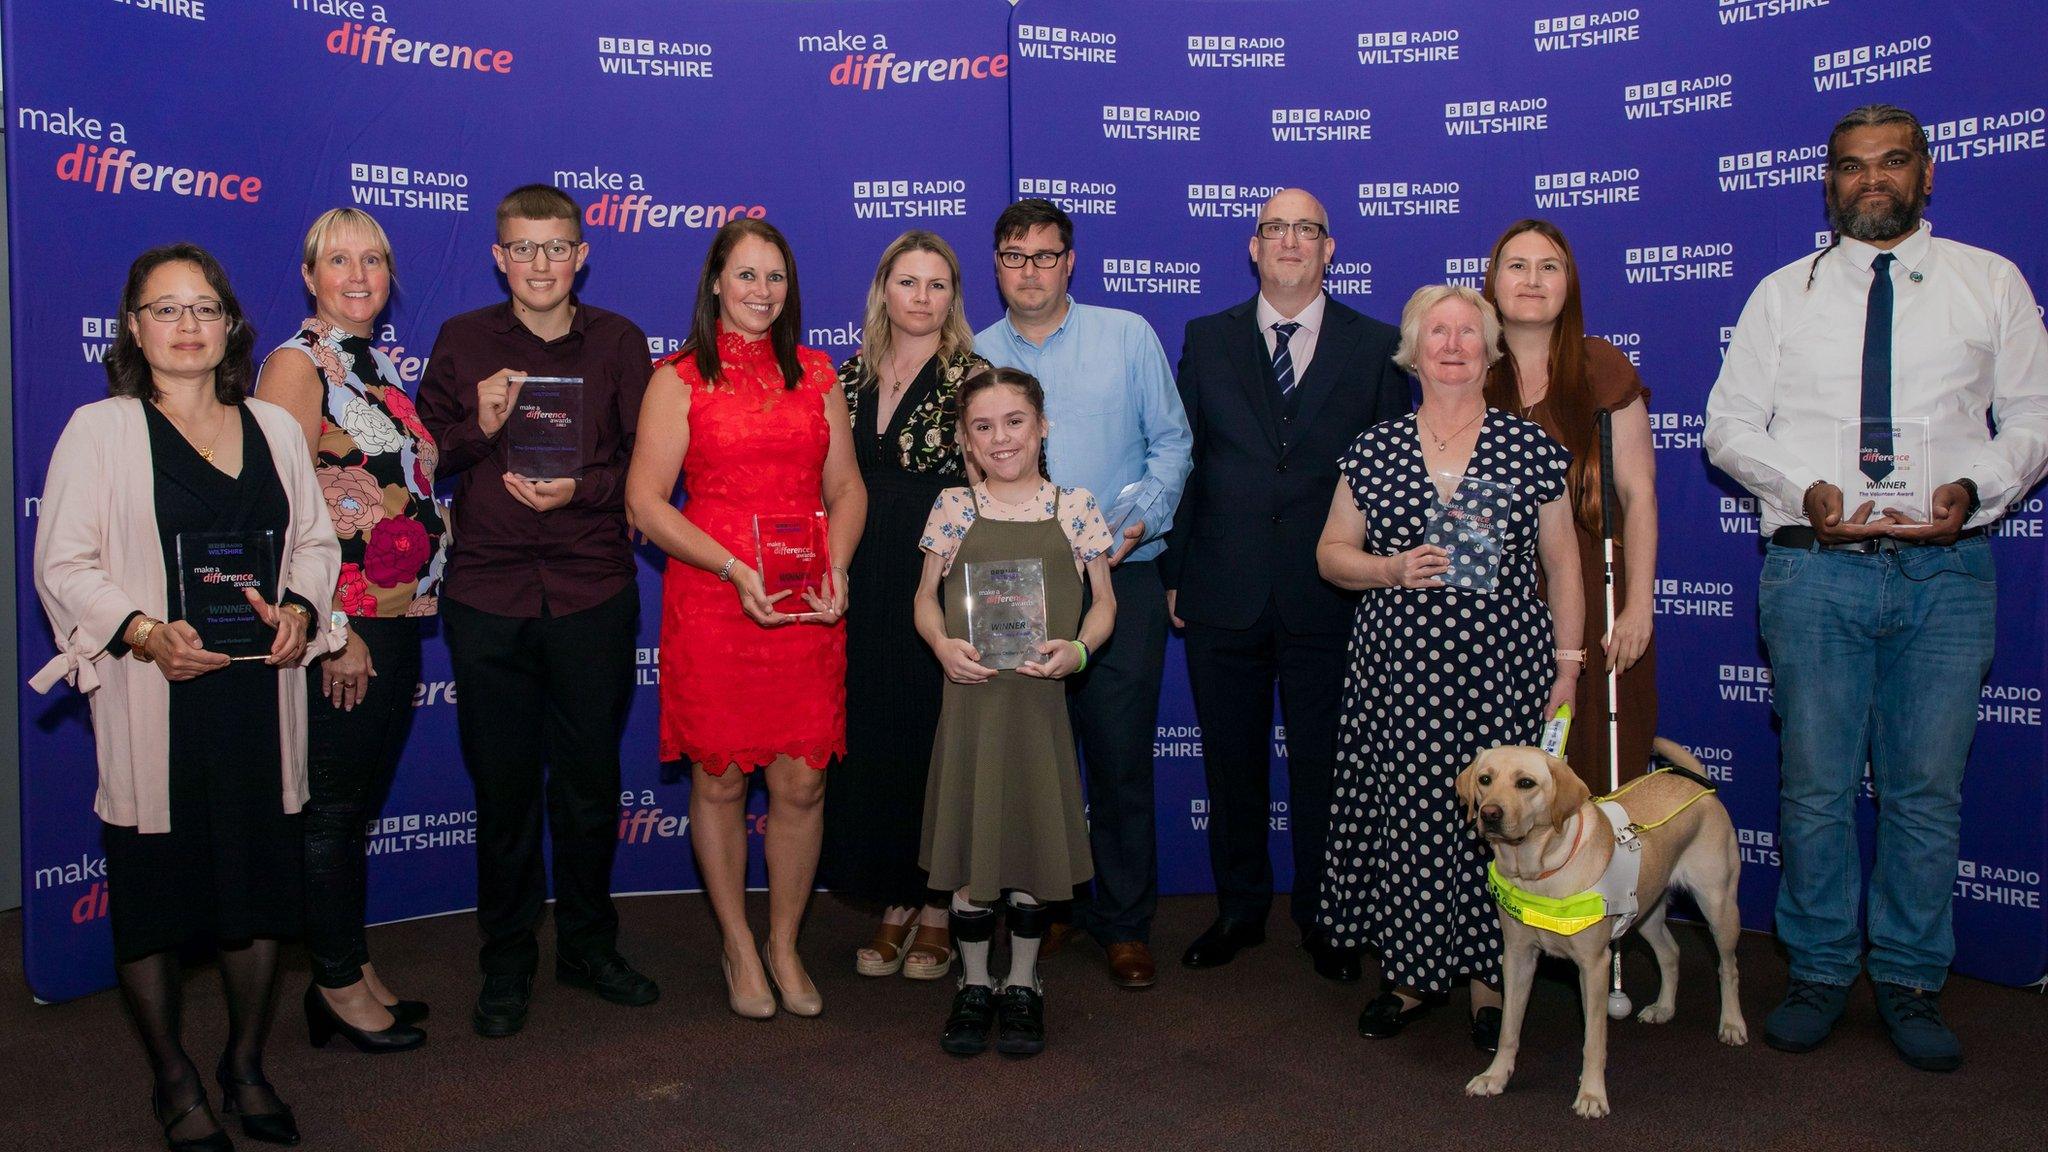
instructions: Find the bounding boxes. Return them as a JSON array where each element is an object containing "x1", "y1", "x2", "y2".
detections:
[{"x1": 1758, "y1": 537, "x2": 1995, "y2": 992}]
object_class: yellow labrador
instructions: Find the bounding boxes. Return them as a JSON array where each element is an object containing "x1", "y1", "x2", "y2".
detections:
[{"x1": 1456, "y1": 741, "x2": 1746, "y2": 1118}]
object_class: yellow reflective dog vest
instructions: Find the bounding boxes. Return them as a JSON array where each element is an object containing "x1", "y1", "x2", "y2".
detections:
[{"x1": 1488, "y1": 801, "x2": 1645, "y2": 939}]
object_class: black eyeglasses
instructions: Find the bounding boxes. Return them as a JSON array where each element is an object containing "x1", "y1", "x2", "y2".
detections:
[
  {"x1": 498, "y1": 239, "x2": 581, "y2": 263},
  {"x1": 1257, "y1": 221, "x2": 1328, "y2": 241},
  {"x1": 997, "y1": 248, "x2": 1069, "y2": 269},
  {"x1": 133, "y1": 300, "x2": 226, "y2": 323}
]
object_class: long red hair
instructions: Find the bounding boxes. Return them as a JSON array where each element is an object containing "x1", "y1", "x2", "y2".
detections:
[{"x1": 1481, "y1": 219, "x2": 1607, "y2": 537}]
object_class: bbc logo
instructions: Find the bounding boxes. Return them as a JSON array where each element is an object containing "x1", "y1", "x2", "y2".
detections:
[
  {"x1": 1188, "y1": 36, "x2": 1240, "y2": 50},
  {"x1": 1625, "y1": 80, "x2": 1682, "y2": 101},
  {"x1": 853, "y1": 180, "x2": 910, "y2": 199},
  {"x1": 1718, "y1": 496, "x2": 1758, "y2": 513},
  {"x1": 369, "y1": 815, "x2": 423, "y2": 835},
  {"x1": 1017, "y1": 24, "x2": 1070, "y2": 43},
  {"x1": 1718, "y1": 664, "x2": 1772, "y2": 684},
  {"x1": 1814, "y1": 231, "x2": 1834, "y2": 249},
  {"x1": 1444, "y1": 101, "x2": 1497, "y2": 118},
  {"x1": 1813, "y1": 46, "x2": 1873, "y2": 72},
  {"x1": 1357, "y1": 32, "x2": 1411, "y2": 48},
  {"x1": 1272, "y1": 109, "x2": 1324, "y2": 124},
  {"x1": 1533, "y1": 15, "x2": 1589, "y2": 34},
  {"x1": 1625, "y1": 246, "x2": 1680, "y2": 265},
  {"x1": 1443, "y1": 257, "x2": 1488, "y2": 274},
  {"x1": 1959, "y1": 860, "x2": 1977, "y2": 878},
  {"x1": 81, "y1": 316, "x2": 120, "y2": 338},
  {"x1": 1102, "y1": 259, "x2": 1154, "y2": 275},
  {"x1": 1018, "y1": 178, "x2": 1070, "y2": 195},
  {"x1": 1104, "y1": 106, "x2": 1153, "y2": 122},
  {"x1": 1718, "y1": 149, "x2": 1773, "y2": 172},
  {"x1": 1187, "y1": 184, "x2": 1239, "y2": 200},
  {"x1": 1534, "y1": 172, "x2": 1588, "y2": 190},
  {"x1": 1737, "y1": 829, "x2": 1777, "y2": 847},
  {"x1": 597, "y1": 37, "x2": 655, "y2": 56},
  {"x1": 350, "y1": 163, "x2": 409, "y2": 186},
  {"x1": 1358, "y1": 183, "x2": 1411, "y2": 198}
]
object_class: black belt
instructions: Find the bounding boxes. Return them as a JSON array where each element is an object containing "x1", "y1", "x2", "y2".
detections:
[{"x1": 1770, "y1": 525, "x2": 1982, "y2": 553}]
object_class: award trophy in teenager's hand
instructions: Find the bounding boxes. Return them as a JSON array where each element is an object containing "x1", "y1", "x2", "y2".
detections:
[
  {"x1": 1423, "y1": 472, "x2": 1516, "y2": 594},
  {"x1": 176, "y1": 530, "x2": 280, "y2": 658},
  {"x1": 507, "y1": 376, "x2": 584, "y2": 480},
  {"x1": 964, "y1": 557, "x2": 1049, "y2": 671},
  {"x1": 1838, "y1": 416, "x2": 1931, "y2": 523}
]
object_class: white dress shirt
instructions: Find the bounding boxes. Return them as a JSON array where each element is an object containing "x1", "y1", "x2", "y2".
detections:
[
  {"x1": 1256, "y1": 290, "x2": 1327, "y2": 382},
  {"x1": 1705, "y1": 221, "x2": 2048, "y2": 533}
]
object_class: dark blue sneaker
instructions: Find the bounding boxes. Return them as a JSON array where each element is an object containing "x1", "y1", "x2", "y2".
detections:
[
  {"x1": 1875, "y1": 983, "x2": 1961, "y2": 1072},
  {"x1": 1763, "y1": 978, "x2": 1851, "y2": 1053}
]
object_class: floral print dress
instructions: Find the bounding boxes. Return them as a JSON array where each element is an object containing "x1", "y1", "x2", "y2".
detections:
[{"x1": 277, "y1": 319, "x2": 447, "y2": 618}]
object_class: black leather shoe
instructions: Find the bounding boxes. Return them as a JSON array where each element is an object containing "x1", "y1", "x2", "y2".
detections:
[
  {"x1": 1357, "y1": 992, "x2": 1433, "y2": 1038},
  {"x1": 1470, "y1": 1006, "x2": 1503, "y2": 1053},
  {"x1": 216, "y1": 1063, "x2": 301, "y2": 1146},
  {"x1": 472, "y1": 971, "x2": 533, "y2": 1038},
  {"x1": 1181, "y1": 917, "x2": 1266, "y2": 968},
  {"x1": 941, "y1": 983, "x2": 997, "y2": 1055},
  {"x1": 556, "y1": 952, "x2": 660, "y2": 1007},
  {"x1": 1303, "y1": 935, "x2": 1362, "y2": 984},
  {"x1": 304, "y1": 984, "x2": 425, "y2": 1054},
  {"x1": 152, "y1": 1086, "x2": 232, "y2": 1152},
  {"x1": 995, "y1": 984, "x2": 1047, "y2": 1056},
  {"x1": 388, "y1": 999, "x2": 430, "y2": 1026}
]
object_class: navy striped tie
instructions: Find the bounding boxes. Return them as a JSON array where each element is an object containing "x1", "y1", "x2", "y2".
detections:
[{"x1": 1272, "y1": 321, "x2": 1303, "y2": 395}]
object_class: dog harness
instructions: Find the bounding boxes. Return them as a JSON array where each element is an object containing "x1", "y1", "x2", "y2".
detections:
[{"x1": 1488, "y1": 768, "x2": 1717, "y2": 940}]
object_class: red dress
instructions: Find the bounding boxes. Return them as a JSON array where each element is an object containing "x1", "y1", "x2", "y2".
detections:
[{"x1": 658, "y1": 328, "x2": 846, "y2": 774}]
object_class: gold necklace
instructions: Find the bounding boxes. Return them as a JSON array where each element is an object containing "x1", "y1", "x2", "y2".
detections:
[
  {"x1": 160, "y1": 400, "x2": 230, "y2": 462},
  {"x1": 1417, "y1": 407, "x2": 1485, "y2": 452}
]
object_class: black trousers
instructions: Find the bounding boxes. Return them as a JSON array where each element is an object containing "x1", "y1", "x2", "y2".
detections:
[
  {"x1": 1068, "y1": 561, "x2": 1168, "y2": 944},
  {"x1": 443, "y1": 584, "x2": 638, "y2": 977},
  {"x1": 1182, "y1": 601, "x2": 1344, "y2": 936},
  {"x1": 303, "y1": 617, "x2": 424, "y2": 988}
]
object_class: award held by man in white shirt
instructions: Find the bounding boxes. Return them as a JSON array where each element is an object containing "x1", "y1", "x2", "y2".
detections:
[
  {"x1": 964, "y1": 557, "x2": 1049, "y2": 670},
  {"x1": 1838, "y1": 416, "x2": 1932, "y2": 523}
]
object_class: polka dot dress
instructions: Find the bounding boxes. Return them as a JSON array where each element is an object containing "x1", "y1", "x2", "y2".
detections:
[{"x1": 1318, "y1": 411, "x2": 1568, "y2": 995}]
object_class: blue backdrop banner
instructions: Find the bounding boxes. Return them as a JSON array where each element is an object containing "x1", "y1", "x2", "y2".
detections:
[{"x1": 9, "y1": 0, "x2": 2045, "y2": 1003}]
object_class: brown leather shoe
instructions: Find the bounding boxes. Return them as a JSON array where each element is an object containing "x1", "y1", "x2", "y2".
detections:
[
  {"x1": 1040, "y1": 921, "x2": 1081, "y2": 959},
  {"x1": 1105, "y1": 942, "x2": 1156, "y2": 989}
]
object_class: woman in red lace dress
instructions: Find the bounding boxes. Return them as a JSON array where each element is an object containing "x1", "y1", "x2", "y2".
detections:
[{"x1": 626, "y1": 219, "x2": 866, "y2": 1018}]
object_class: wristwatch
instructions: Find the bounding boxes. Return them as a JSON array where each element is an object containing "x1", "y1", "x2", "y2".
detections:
[
  {"x1": 718, "y1": 557, "x2": 738, "y2": 583},
  {"x1": 130, "y1": 617, "x2": 160, "y2": 661},
  {"x1": 280, "y1": 602, "x2": 313, "y2": 626}
]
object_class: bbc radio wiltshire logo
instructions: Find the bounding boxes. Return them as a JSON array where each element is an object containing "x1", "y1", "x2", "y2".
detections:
[
  {"x1": 551, "y1": 164, "x2": 765, "y2": 233},
  {"x1": 1270, "y1": 107, "x2": 1372, "y2": 144},
  {"x1": 1443, "y1": 98, "x2": 1550, "y2": 136},
  {"x1": 799, "y1": 29, "x2": 1008, "y2": 87},
  {"x1": 1098, "y1": 256, "x2": 1201, "y2": 297},
  {"x1": 1185, "y1": 184, "x2": 1277, "y2": 220},
  {"x1": 1811, "y1": 35, "x2": 1933, "y2": 92},
  {"x1": 18, "y1": 103, "x2": 262, "y2": 204},
  {"x1": 1926, "y1": 107, "x2": 2048, "y2": 164},
  {"x1": 1355, "y1": 27, "x2": 1461, "y2": 65},
  {"x1": 1717, "y1": 140, "x2": 1828, "y2": 192},
  {"x1": 1357, "y1": 181, "x2": 1460, "y2": 217},
  {"x1": 851, "y1": 178, "x2": 968, "y2": 220},
  {"x1": 1104, "y1": 105, "x2": 1202, "y2": 143},
  {"x1": 1533, "y1": 167, "x2": 1639, "y2": 209},
  {"x1": 350, "y1": 160, "x2": 469, "y2": 212},
  {"x1": 596, "y1": 35, "x2": 713, "y2": 79},
  {"x1": 1185, "y1": 34, "x2": 1286, "y2": 69},
  {"x1": 1016, "y1": 177, "x2": 1118, "y2": 216},
  {"x1": 1014, "y1": 21, "x2": 1118, "y2": 65}
]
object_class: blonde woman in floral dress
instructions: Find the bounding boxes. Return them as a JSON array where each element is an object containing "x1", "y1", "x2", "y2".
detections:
[
  {"x1": 819, "y1": 231, "x2": 991, "y2": 983},
  {"x1": 258, "y1": 208, "x2": 447, "y2": 1052}
]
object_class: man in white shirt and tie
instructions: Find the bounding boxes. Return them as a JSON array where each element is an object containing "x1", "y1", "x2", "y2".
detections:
[{"x1": 1706, "y1": 103, "x2": 2048, "y2": 1073}]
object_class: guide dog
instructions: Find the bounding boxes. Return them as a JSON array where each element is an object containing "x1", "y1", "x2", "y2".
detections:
[{"x1": 1455, "y1": 740, "x2": 1746, "y2": 1118}]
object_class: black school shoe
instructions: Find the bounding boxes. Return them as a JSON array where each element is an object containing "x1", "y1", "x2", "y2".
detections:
[
  {"x1": 555, "y1": 951, "x2": 660, "y2": 1007},
  {"x1": 941, "y1": 983, "x2": 997, "y2": 1055},
  {"x1": 472, "y1": 971, "x2": 533, "y2": 1038},
  {"x1": 1357, "y1": 991, "x2": 1433, "y2": 1038},
  {"x1": 995, "y1": 984, "x2": 1047, "y2": 1056}
]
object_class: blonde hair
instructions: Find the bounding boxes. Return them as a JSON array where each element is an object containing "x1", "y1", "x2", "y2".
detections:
[
  {"x1": 1392, "y1": 284, "x2": 1503, "y2": 375},
  {"x1": 856, "y1": 230, "x2": 976, "y2": 385},
  {"x1": 301, "y1": 207, "x2": 397, "y2": 285}
]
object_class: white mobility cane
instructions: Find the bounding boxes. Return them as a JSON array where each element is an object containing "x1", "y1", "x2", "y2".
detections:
[{"x1": 1597, "y1": 407, "x2": 1631, "y2": 1020}]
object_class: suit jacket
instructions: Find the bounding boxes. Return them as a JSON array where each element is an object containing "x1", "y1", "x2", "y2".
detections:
[{"x1": 1161, "y1": 294, "x2": 1408, "y2": 634}]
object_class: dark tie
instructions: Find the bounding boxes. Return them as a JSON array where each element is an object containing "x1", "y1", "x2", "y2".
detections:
[
  {"x1": 1859, "y1": 252, "x2": 1897, "y2": 482},
  {"x1": 1272, "y1": 321, "x2": 1303, "y2": 395}
]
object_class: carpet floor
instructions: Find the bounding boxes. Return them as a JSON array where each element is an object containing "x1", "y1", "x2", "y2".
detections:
[{"x1": 2, "y1": 895, "x2": 2042, "y2": 1151}]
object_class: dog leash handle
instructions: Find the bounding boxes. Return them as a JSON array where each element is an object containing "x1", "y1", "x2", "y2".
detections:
[{"x1": 1540, "y1": 703, "x2": 1573, "y2": 759}]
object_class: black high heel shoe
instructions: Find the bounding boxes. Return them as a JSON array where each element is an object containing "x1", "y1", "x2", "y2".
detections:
[
  {"x1": 152, "y1": 1087, "x2": 232, "y2": 1152},
  {"x1": 387, "y1": 998, "x2": 430, "y2": 1026},
  {"x1": 303, "y1": 983, "x2": 426, "y2": 1054},
  {"x1": 214, "y1": 1063, "x2": 299, "y2": 1147}
]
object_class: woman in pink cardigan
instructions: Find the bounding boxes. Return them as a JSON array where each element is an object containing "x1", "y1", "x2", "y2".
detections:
[{"x1": 32, "y1": 243, "x2": 341, "y2": 1152}]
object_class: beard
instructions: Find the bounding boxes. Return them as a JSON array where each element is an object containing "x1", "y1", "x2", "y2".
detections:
[{"x1": 1828, "y1": 182, "x2": 1927, "y2": 243}]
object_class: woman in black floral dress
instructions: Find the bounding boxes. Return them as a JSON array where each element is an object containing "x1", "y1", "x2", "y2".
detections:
[{"x1": 820, "y1": 231, "x2": 990, "y2": 982}]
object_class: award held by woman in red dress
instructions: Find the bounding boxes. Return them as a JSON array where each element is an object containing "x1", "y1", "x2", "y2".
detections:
[{"x1": 753, "y1": 510, "x2": 828, "y2": 598}]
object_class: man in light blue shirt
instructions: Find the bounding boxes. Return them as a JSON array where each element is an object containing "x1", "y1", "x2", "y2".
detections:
[{"x1": 976, "y1": 199, "x2": 1192, "y2": 990}]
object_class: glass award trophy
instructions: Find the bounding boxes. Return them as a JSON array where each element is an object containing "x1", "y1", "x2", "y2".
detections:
[
  {"x1": 1104, "y1": 479, "x2": 1148, "y2": 537},
  {"x1": 1838, "y1": 416, "x2": 1932, "y2": 522},
  {"x1": 753, "y1": 511, "x2": 828, "y2": 599},
  {"x1": 507, "y1": 376, "x2": 583, "y2": 480},
  {"x1": 1424, "y1": 472, "x2": 1516, "y2": 594},
  {"x1": 175, "y1": 530, "x2": 280, "y2": 658},
  {"x1": 964, "y1": 557, "x2": 1049, "y2": 670}
]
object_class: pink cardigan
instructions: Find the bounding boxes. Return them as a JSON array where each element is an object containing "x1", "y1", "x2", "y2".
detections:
[{"x1": 30, "y1": 396, "x2": 344, "y2": 833}]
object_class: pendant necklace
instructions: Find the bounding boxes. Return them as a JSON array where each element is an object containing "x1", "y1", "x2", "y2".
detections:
[{"x1": 1417, "y1": 407, "x2": 1484, "y2": 452}]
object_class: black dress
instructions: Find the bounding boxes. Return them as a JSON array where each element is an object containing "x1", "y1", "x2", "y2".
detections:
[
  {"x1": 101, "y1": 404, "x2": 303, "y2": 963},
  {"x1": 819, "y1": 350, "x2": 984, "y2": 904}
]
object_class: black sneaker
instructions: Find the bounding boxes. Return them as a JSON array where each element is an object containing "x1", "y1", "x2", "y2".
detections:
[
  {"x1": 556, "y1": 952, "x2": 660, "y2": 1007},
  {"x1": 941, "y1": 983, "x2": 996, "y2": 1056},
  {"x1": 994, "y1": 984, "x2": 1046, "y2": 1056},
  {"x1": 1874, "y1": 983, "x2": 1961, "y2": 1072},
  {"x1": 472, "y1": 971, "x2": 533, "y2": 1039}
]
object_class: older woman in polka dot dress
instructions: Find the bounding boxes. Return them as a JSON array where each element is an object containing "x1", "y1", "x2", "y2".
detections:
[{"x1": 1312, "y1": 285, "x2": 1584, "y2": 1052}]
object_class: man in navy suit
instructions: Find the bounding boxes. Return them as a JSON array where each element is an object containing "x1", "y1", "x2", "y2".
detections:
[{"x1": 1163, "y1": 188, "x2": 1409, "y2": 981}]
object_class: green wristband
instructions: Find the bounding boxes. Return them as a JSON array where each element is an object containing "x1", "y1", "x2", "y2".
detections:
[{"x1": 1071, "y1": 639, "x2": 1089, "y2": 671}]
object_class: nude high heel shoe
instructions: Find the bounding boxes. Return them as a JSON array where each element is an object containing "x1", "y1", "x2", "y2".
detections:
[
  {"x1": 722, "y1": 952, "x2": 776, "y2": 1020},
  {"x1": 764, "y1": 944, "x2": 823, "y2": 1017}
]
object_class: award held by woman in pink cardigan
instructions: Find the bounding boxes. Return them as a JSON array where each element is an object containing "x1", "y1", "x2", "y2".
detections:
[{"x1": 175, "y1": 529, "x2": 280, "y2": 658}]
